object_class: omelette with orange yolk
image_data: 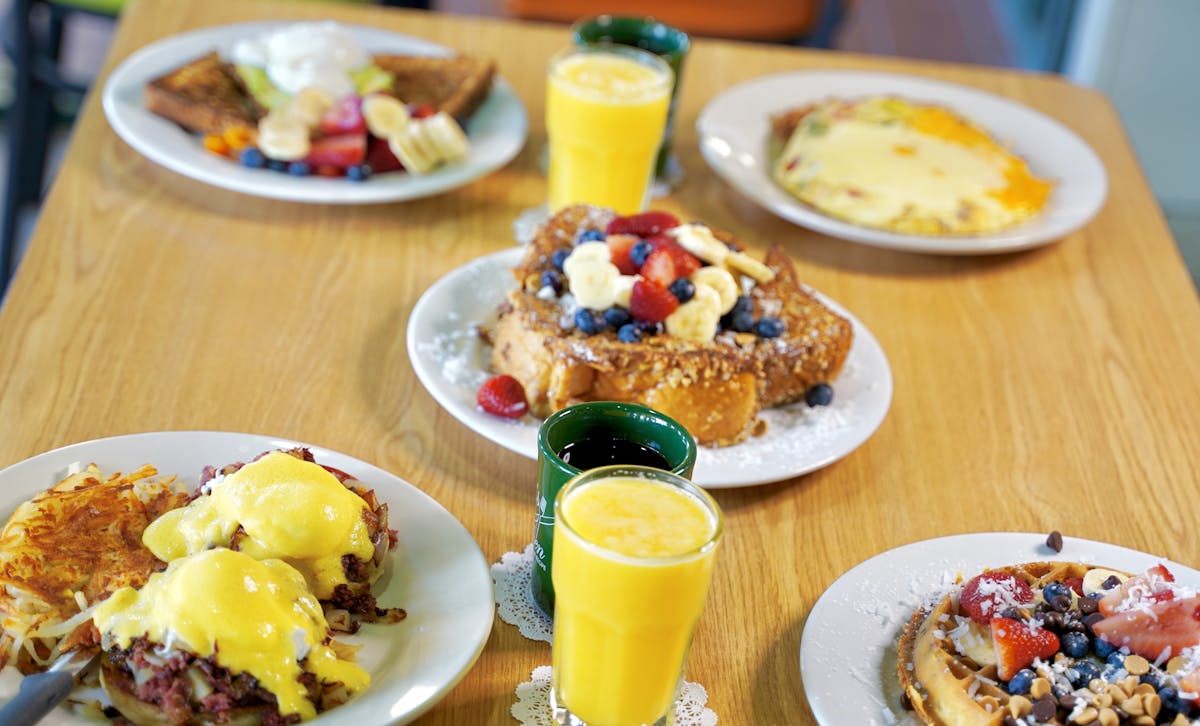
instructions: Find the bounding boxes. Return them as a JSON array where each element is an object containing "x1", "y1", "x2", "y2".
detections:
[{"x1": 771, "y1": 97, "x2": 1053, "y2": 235}]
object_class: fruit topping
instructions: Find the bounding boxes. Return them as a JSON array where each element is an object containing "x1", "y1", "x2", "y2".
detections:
[
  {"x1": 346, "y1": 163, "x2": 372, "y2": 182},
  {"x1": 240, "y1": 147, "x2": 266, "y2": 168},
  {"x1": 603, "y1": 307, "x2": 631, "y2": 329},
  {"x1": 805, "y1": 383, "x2": 834, "y2": 407},
  {"x1": 629, "y1": 279, "x2": 679, "y2": 324},
  {"x1": 617, "y1": 323, "x2": 642, "y2": 344},
  {"x1": 640, "y1": 248, "x2": 680, "y2": 288},
  {"x1": 665, "y1": 285, "x2": 722, "y2": 343},
  {"x1": 755, "y1": 316, "x2": 785, "y2": 339},
  {"x1": 990, "y1": 616, "x2": 1060, "y2": 681},
  {"x1": 960, "y1": 572, "x2": 1035, "y2": 626},
  {"x1": 668, "y1": 278, "x2": 695, "y2": 303},
  {"x1": 1091, "y1": 594, "x2": 1200, "y2": 664},
  {"x1": 574, "y1": 309, "x2": 604, "y2": 335},
  {"x1": 540, "y1": 270, "x2": 564, "y2": 295},
  {"x1": 305, "y1": 132, "x2": 367, "y2": 168},
  {"x1": 320, "y1": 94, "x2": 366, "y2": 136},
  {"x1": 605, "y1": 210, "x2": 680, "y2": 237},
  {"x1": 362, "y1": 94, "x2": 410, "y2": 138},
  {"x1": 630, "y1": 240, "x2": 653, "y2": 267},
  {"x1": 576, "y1": 228, "x2": 605, "y2": 244},
  {"x1": 551, "y1": 248, "x2": 571, "y2": 272},
  {"x1": 477, "y1": 374, "x2": 528, "y2": 419},
  {"x1": 287, "y1": 161, "x2": 311, "y2": 176},
  {"x1": 1099, "y1": 564, "x2": 1175, "y2": 616},
  {"x1": 606, "y1": 234, "x2": 641, "y2": 275},
  {"x1": 690, "y1": 267, "x2": 738, "y2": 313},
  {"x1": 366, "y1": 136, "x2": 404, "y2": 173}
]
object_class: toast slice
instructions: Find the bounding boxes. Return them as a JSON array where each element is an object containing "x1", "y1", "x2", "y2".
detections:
[
  {"x1": 488, "y1": 205, "x2": 854, "y2": 447},
  {"x1": 144, "y1": 52, "x2": 261, "y2": 135},
  {"x1": 372, "y1": 55, "x2": 496, "y2": 121}
]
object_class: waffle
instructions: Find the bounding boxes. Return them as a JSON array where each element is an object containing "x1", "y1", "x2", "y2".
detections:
[{"x1": 489, "y1": 205, "x2": 854, "y2": 446}]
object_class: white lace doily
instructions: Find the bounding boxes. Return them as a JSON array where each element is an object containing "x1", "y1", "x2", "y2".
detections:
[
  {"x1": 492, "y1": 543, "x2": 553, "y2": 643},
  {"x1": 511, "y1": 665, "x2": 717, "y2": 726}
]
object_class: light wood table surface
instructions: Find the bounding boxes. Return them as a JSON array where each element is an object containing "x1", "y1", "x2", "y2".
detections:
[{"x1": 2, "y1": 0, "x2": 1199, "y2": 723}]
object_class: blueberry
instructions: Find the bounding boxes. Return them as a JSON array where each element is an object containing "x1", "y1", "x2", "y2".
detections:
[
  {"x1": 1042, "y1": 582, "x2": 1071, "y2": 602},
  {"x1": 347, "y1": 164, "x2": 372, "y2": 181},
  {"x1": 603, "y1": 307, "x2": 632, "y2": 329},
  {"x1": 574, "y1": 309, "x2": 604, "y2": 335},
  {"x1": 267, "y1": 159, "x2": 288, "y2": 172},
  {"x1": 669, "y1": 278, "x2": 695, "y2": 303},
  {"x1": 1159, "y1": 687, "x2": 1182, "y2": 715},
  {"x1": 576, "y1": 228, "x2": 605, "y2": 244},
  {"x1": 1106, "y1": 651, "x2": 1128, "y2": 669},
  {"x1": 617, "y1": 323, "x2": 642, "y2": 343},
  {"x1": 730, "y1": 309, "x2": 755, "y2": 333},
  {"x1": 755, "y1": 316, "x2": 785, "y2": 338},
  {"x1": 551, "y1": 248, "x2": 571, "y2": 271},
  {"x1": 805, "y1": 383, "x2": 834, "y2": 407},
  {"x1": 287, "y1": 161, "x2": 311, "y2": 176},
  {"x1": 1070, "y1": 660, "x2": 1100, "y2": 687},
  {"x1": 1140, "y1": 672, "x2": 1165, "y2": 689},
  {"x1": 630, "y1": 240, "x2": 653, "y2": 267},
  {"x1": 1092, "y1": 636, "x2": 1117, "y2": 659},
  {"x1": 240, "y1": 147, "x2": 266, "y2": 168},
  {"x1": 540, "y1": 270, "x2": 564, "y2": 295},
  {"x1": 1061, "y1": 631, "x2": 1090, "y2": 658},
  {"x1": 636, "y1": 320, "x2": 663, "y2": 336},
  {"x1": 1006, "y1": 668, "x2": 1035, "y2": 695},
  {"x1": 731, "y1": 295, "x2": 752, "y2": 315}
]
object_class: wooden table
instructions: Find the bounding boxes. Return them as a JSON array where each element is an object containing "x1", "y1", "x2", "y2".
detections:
[{"x1": 2, "y1": 0, "x2": 1199, "y2": 722}]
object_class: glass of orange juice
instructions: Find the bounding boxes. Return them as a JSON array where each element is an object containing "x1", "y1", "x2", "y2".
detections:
[
  {"x1": 546, "y1": 45, "x2": 673, "y2": 215},
  {"x1": 551, "y1": 464, "x2": 722, "y2": 725}
]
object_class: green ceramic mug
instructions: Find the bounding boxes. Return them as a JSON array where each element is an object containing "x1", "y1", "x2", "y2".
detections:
[
  {"x1": 532, "y1": 401, "x2": 697, "y2": 616},
  {"x1": 572, "y1": 15, "x2": 691, "y2": 183}
]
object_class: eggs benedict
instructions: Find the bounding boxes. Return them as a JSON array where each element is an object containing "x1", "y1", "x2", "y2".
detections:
[
  {"x1": 142, "y1": 448, "x2": 401, "y2": 628},
  {"x1": 94, "y1": 548, "x2": 368, "y2": 724},
  {"x1": 771, "y1": 96, "x2": 1054, "y2": 235}
]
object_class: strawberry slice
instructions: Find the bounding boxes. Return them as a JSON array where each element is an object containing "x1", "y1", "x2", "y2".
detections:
[
  {"x1": 629, "y1": 279, "x2": 678, "y2": 323},
  {"x1": 606, "y1": 211, "x2": 680, "y2": 238},
  {"x1": 1099, "y1": 564, "x2": 1177, "y2": 616},
  {"x1": 305, "y1": 133, "x2": 366, "y2": 168},
  {"x1": 366, "y1": 136, "x2": 404, "y2": 173},
  {"x1": 476, "y1": 375, "x2": 528, "y2": 419},
  {"x1": 991, "y1": 617, "x2": 1059, "y2": 681},
  {"x1": 319, "y1": 94, "x2": 366, "y2": 136},
  {"x1": 606, "y1": 234, "x2": 640, "y2": 275},
  {"x1": 959, "y1": 572, "x2": 1035, "y2": 626},
  {"x1": 1091, "y1": 594, "x2": 1200, "y2": 664},
  {"x1": 409, "y1": 103, "x2": 437, "y2": 119},
  {"x1": 640, "y1": 248, "x2": 679, "y2": 288},
  {"x1": 662, "y1": 244, "x2": 701, "y2": 279}
]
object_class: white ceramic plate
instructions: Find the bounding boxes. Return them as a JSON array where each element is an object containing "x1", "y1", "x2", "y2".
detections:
[
  {"x1": 102, "y1": 21, "x2": 527, "y2": 203},
  {"x1": 0, "y1": 431, "x2": 494, "y2": 725},
  {"x1": 406, "y1": 248, "x2": 892, "y2": 488},
  {"x1": 696, "y1": 70, "x2": 1108, "y2": 255},
  {"x1": 799, "y1": 532, "x2": 1200, "y2": 725}
]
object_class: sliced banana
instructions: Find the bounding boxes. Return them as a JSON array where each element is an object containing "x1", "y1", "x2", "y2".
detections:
[
  {"x1": 1082, "y1": 568, "x2": 1129, "y2": 596},
  {"x1": 726, "y1": 250, "x2": 776, "y2": 283},
  {"x1": 952, "y1": 620, "x2": 998, "y2": 667},
  {"x1": 388, "y1": 126, "x2": 439, "y2": 174},
  {"x1": 665, "y1": 285, "x2": 722, "y2": 343},
  {"x1": 362, "y1": 94, "x2": 411, "y2": 138},
  {"x1": 562, "y1": 242, "x2": 612, "y2": 275},
  {"x1": 256, "y1": 113, "x2": 311, "y2": 161},
  {"x1": 670, "y1": 224, "x2": 729, "y2": 266},
  {"x1": 611, "y1": 275, "x2": 638, "y2": 308},
  {"x1": 567, "y1": 260, "x2": 621, "y2": 310},
  {"x1": 421, "y1": 112, "x2": 470, "y2": 162},
  {"x1": 690, "y1": 266, "x2": 739, "y2": 314},
  {"x1": 286, "y1": 87, "x2": 334, "y2": 127}
]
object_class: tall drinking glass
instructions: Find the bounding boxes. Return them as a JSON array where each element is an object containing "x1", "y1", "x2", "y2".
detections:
[
  {"x1": 546, "y1": 45, "x2": 672, "y2": 214},
  {"x1": 551, "y1": 465, "x2": 722, "y2": 726}
]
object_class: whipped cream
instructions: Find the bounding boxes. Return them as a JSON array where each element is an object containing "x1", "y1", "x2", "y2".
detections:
[{"x1": 230, "y1": 21, "x2": 370, "y2": 98}]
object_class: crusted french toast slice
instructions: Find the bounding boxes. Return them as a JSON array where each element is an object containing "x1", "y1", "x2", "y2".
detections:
[
  {"x1": 144, "y1": 52, "x2": 261, "y2": 135},
  {"x1": 372, "y1": 54, "x2": 495, "y2": 121}
]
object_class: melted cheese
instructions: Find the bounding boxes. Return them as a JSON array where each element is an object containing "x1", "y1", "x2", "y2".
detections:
[
  {"x1": 94, "y1": 549, "x2": 368, "y2": 720},
  {"x1": 143, "y1": 451, "x2": 374, "y2": 598}
]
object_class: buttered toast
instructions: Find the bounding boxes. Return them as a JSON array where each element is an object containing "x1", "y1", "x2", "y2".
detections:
[
  {"x1": 488, "y1": 205, "x2": 853, "y2": 447},
  {"x1": 373, "y1": 55, "x2": 495, "y2": 121},
  {"x1": 144, "y1": 52, "x2": 261, "y2": 135}
]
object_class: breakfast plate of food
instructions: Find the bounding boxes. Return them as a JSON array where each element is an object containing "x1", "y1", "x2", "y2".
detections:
[
  {"x1": 407, "y1": 206, "x2": 892, "y2": 488},
  {"x1": 0, "y1": 431, "x2": 494, "y2": 724},
  {"x1": 102, "y1": 21, "x2": 527, "y2": 203},
  {"x1": 696, "y1": 70, "x2": 1107, "y2": 254},
  {"x1": 799, "y1": 532, "x2": 1200, "y2": 725}
]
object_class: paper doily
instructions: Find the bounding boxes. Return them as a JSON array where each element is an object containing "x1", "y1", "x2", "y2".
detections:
[
  {"x1": 512, "y1": 665, "x2": 717, "y2": 726},
  {"x1": 492, "y1": 543, "x2": 553, "y2": 643}
]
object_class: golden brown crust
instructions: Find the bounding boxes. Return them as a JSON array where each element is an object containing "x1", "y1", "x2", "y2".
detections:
[
  {"x1": 144, "y1": 52, "x2": 260, "y2": 135},
  {"x1": 371, "y1": 54, "x2": 495, "y2": 120}
]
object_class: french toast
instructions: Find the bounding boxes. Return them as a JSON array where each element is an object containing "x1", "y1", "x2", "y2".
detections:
[
  {"x1": 488, "y1": 205, "x2": 854, "y2": 447},
  {"x1": 373, "y1": 54, "x2": 495, "y2": 121},
  {"x1": 144, "y1": 52, "x2": 261, "y2": 135},
  {"x1": 898, "y1": 561, "x2": 1200, "y2": 725}
]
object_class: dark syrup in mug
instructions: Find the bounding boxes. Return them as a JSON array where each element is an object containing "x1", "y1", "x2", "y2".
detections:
[{"x1": 557, "y1": 437, "x2": 672, "y2": 471}]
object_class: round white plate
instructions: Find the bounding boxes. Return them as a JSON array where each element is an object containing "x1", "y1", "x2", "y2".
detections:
[
  {"x1": 799, "y1": 532, "x2": 1200, "y2": 725},
  {"x1": 0, "y1": 431, "x2": 494, "y2": 725},
  {"x1": 102, "y1": 21, "x2": 527, "y2": 203},
  {"x1": 406, "y1": 247, "x2": 892, "y2": 488},
  {"x1": 696, "y1": 70, "x2": 1108, "y2": 255}
]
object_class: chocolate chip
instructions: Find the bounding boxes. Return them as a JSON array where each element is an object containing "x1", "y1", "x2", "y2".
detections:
[
  {"x1": 1046, "y1": 530, "x2": 1063, "y2": 552},
  {"x1": 1050, "y1": 594, "x2": 1072, "y2": 612},
  {"x1": 1082, "y1": 612, "x2": 1106, "y2": 631},
  {"x1": 1003, "y1": 718, "x2": 1021, "y2": 726},
  {"x1": 1043, "y1": 611, "x2": 1065, "y2": 630},
  {"x1": 1001, "y1": 607, "x2": 1022, "y2": 620},
  {"x1": 1032, "y1": 695, "x2": 1058, "y2": 721},
  {"x1": 1102, "y1": 575, "x2": 1122, "y2": 589},
  {"x1": 1058, "y1": 693, "x2": 1078, "y2": 709},
  {"x1": 1078, "y1": 596, "x2": 1099, "y2": 615},
  {"x1": 900, "y1": 690, "x2": 912, "y2": 710},
  {"x1": 1066, "y1": 619, "x2": 1089, "y2": 633}
]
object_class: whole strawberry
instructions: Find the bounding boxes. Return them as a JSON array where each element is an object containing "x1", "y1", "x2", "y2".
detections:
[
  {"x1": 959, "y1": 572, "x2": 1034, "y2": 625},
  {"x1": 477, "y1": 375, "x2": 528, "y2": 419}
]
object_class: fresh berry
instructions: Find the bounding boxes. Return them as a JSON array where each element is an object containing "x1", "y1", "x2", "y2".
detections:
[
  {"x1": 576, "y1": 228, "x2": 605, "y2": 244},
  {"x1": 1099, "y1": 564, "x2": 1176, "y2": 616},
  {"x1": 661, "y1": 244, "x2": 702, "y2": 279},
  {"x1": 315, "y1": 164, "x2": 343, "y2": 178},
  {"x1": 729, "y1": 310, "x2": 754, "y2": 332},
  {"x1": 267, "y1": 159, "x2": 288, "y2": 172},
  {"x1": 630, "y1": 240, "x2": 653, "y2": 267},
  {"x1": 1064, "y1": 577, "x2": 1084, "y2": 596},
  {"x1": 640, "y1": 248, "x2": 679, "y2": 288},
  {"x1": 605, "y1": 211, "x2": 680, "y2": 237},
  {"x1": 805, "y1": 383, "x2": 834, "y2": 407},
  {"x1": 287, "y1": 161, "x2": 311, "y2": 176},
  {"x1": 1060, "y1": 631, "x2": 1090, "y2": 658},
  {"x1": 1158, "y1": 687, "x2": 1184, "y2": 717},
  {"x1": 636, "y1": 320, "x2": 663, "y2": 336},
  {"x1": 991, "y1": 616, "x2": 1060, "y2": 681},
  {"x1": 756, "y1": 317, "x2": 785, "y2": 338},
  {"x1": 1092, "y1": 636, "x2": 1117, "y2": 659},
  {"x1": 476, "y1": 375, "x2": 527, "y2": 419},
  {"x1": 1070, "y1": 660, "x2": 1100, "y2": 687},
  {"x1": 551, "y1": 248, "x2": 571, "y2": 271},
  {"x1": 1006, "y1": 668, "x2": 1035, "y2": 695},
  {"x1": 1091, "y1": 594, "x2": 1200, "y2": 663},
  {"x1": 366, "y1": 136, "x2": 404, "y2": 173},
  {"x1": 960, "y1": 572, "x2": 1035, "y2": 626},
  {"x1": 606, "y1": 234, "x2": 640, "y2": 275},
  {"x1": 617, "y1": 323, "x2": 642, "y2": 343},
  {"x1": 603, "y1": 307, "x2": 632, "y2": 329},
  {"x1": 319, "y1": 94, "x2": 366, "y2": 136},
  {"x1": 346, "y1": 164, "x2": 372, "y2": 182},
  {"x1": 409, "y1": 103, "x2": 437, "y2": 119},
  {"x1": 305, "y1": 133, "x2": 367, "y2": 168},
  {"x1": 629, "y1": 280, "x2": 679, "y2": 324},
  {"x1": 240, "y1": 147, "x2": 266, "y2": 168},
  {"x1": 574, "y1": 308, "x2": 604, "y2": 334},
  {"x1": 1043, "y1": 582, "x2": 1072, "y2": 602},
  {"x1": 540, "y1": 270, "x2": 564, "y2": 295},
  {"x1": 730, "y1": 295, "x2": 752, "y2": 316},
  {"x1": 668, "y1": 278, "x2": 695, "y2": 303}
]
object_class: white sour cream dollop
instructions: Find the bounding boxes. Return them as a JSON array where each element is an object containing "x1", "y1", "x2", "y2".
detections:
[{"x1": 230, "y1": 21, "x2": 370, "y2": 98}]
